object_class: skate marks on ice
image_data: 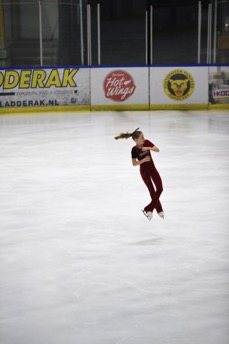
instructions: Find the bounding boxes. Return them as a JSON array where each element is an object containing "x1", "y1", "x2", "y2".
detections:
[{"x1": 126, "y1": 237, "x2": 163, "y2": 247}]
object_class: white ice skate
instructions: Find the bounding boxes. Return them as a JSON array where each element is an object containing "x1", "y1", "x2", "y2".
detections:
[
  {"x1": 158, "y1": 211, "x2": 165, "y2": 219},
  {"x1": 142, "y1": 210, "x2": 153, "y2": 220}
]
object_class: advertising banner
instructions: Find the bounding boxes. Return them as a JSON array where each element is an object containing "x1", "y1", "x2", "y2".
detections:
[
  {"x1": 91, "y1": 67, "x2": 149, "y2": 110},
  {"x1": 150, "y1": 66, "x2": 209, "y2": 108},
  {"x1": 1, "y1": 65, "x2": 228, "y2": 112},
  {"x1": 0, "y1": 67, "x2": 90, "y2": 109},
  {"x1": 209, "y1": 66, "x2": 229, "y2": 105}
]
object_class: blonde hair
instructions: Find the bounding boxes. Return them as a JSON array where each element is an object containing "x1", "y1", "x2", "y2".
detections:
[{"x1": 114, "y1": 128, "x2": 141, "y2": 141}]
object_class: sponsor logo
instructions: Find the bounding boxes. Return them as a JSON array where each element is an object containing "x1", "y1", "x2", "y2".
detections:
[
  {"x1": 164, "y1": 69, "x2": 195, "y2": 101},
  {"x1": 212, "y1": 89, "x2": 229, "y2": 98},
  {"x1": 0, "y1": 100, "x2": 59, "y2": 107},
  {"x1": 0, "y1": 68, "x2": 82, "y2": 108},
  {"x1": 0, "y1": 68, "x2": 78, "y2": 89},
  {"x1": 103, "y1": 70, "x2": 136, "y2": 102}
]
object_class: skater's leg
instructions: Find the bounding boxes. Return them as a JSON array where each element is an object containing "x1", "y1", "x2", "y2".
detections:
[
  {"x1": 156, "y1": 200, "x2": 163, "y2": 214},
  {"x1": 144, "y1": 169, "x2": 163, "y2": 213},
  {"x1": 142, "y1": 176, "x2": 163, "y2": 213},
  {"x1": 148, "y1": 181, "x2": 163, "y2": 213}
]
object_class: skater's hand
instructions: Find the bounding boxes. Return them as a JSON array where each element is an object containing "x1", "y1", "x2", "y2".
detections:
[
  {"x1": 142, "y1": 147, "x2": 149, "y2": 152},
  {"x1": 143, "y1": 156, "x2": 151, "y2": 163},
  {"x1": 142, "y1": 146, "x2": 160, "y2": 153}
]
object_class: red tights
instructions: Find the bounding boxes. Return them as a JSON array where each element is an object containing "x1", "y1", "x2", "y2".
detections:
[{"x1": 141, "y1": 168, "x2": 163, "y2": 213}]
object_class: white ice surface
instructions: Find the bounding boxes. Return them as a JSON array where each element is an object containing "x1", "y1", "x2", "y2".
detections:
[{"x1": 0, "y1": 110, "x2": 229, "y2": 344}]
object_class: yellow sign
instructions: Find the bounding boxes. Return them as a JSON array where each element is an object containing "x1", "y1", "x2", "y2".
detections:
[
  {"x1": 164, "y1": 69, "x2": 195, "y2": 101},
  {"x1": 0, "y1": 68, "x2": 78, "y2": 89}
]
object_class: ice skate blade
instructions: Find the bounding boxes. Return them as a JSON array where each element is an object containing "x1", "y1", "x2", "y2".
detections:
[{"x1": 142, "y1": 210, "x2": 152, "y2": 221}]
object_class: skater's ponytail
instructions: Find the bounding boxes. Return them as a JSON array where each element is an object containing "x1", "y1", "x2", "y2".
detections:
[{"x1": 114, "y1": 128, "x2": 142, "y2": 141}]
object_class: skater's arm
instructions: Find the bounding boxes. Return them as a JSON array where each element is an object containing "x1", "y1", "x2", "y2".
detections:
[
  {"x1": 151, "y1": 146, "x2": 160, "y2": 152},
  {"x1": 132, "y1": 156, "x2": 151, "y2": 167},
  {"x1": 142, "y1": 146, "x2": 159, "y2": 152},
  {"x1": 143, "y1": 140, "x2": 160, "y2": 152}
]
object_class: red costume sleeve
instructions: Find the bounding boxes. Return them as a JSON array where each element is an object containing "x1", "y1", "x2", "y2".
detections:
[{"x1": 145, "y1": 139, "x2": 155, "y2": 147}]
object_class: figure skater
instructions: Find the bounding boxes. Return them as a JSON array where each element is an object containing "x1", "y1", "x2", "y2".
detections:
[{"x1": 114, "y1": 128, "x2": 164, "y2": 220}]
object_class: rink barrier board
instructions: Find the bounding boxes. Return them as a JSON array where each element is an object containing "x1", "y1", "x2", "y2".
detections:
[
  {"x1": 91, "y1": 67, "x2": 149, "y2": 108},
  {"x1": 0, "y1": 65, "x2": 229, "y2": 112},
  {"x1": 208, "y1": 104, "x2": 229, "y2": 110},
  {"x1": 149, "y1": 66, "x2": 209, "y2": 106},
  {"x1": 84, "y1": 104, "x2": 228, "y2": 111},
  {"x1": 0, "y1": 104, "x2": 147, "y2": 114},
  {"x1": 0, "y1": 105, "x2": 90, "y2": 115},
  {"x1": 1, "y1": 104, "x2": 229, "y2": 115},
  {"x1": 89, "y1": 104, "x2": 229, "y2": 111},
  {"x1": 0, "y1": 67, "x2": 91, "y2": 111},
  {"x1": 90, "y1": 104, "x2": 149, "y2": 111},
  {"x1": 149, "y1": 104, "x2": 208, "y2": 110}
]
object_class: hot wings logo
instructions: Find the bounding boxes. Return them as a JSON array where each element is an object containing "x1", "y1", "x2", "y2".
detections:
[{"x1": 103, "y1": 70, "x2": 136, "y2": 102}]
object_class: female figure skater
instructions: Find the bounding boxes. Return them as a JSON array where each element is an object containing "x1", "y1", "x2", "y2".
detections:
[{"x1": 114, "y1": 128, "x2": 164, "y2": 220}]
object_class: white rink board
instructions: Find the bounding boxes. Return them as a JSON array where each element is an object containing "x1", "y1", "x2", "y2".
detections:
[
  {"x1": 91, "y1": 67, "x2": 149, "y2": 107},
  {"x1": 150, "y1": 66, "x2": 208, "y2": 105},
  {"x1": 209, "y1": 65, "x2": 229, "y2": 104},
  {"x1": 0, "y1": 67, "x2": 90, "y2": 108}
]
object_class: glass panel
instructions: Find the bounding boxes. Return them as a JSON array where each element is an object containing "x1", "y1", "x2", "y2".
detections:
[
  {"x1": 216, "y1": 0, "x2": 229, "y2": 64},
  {"x1": 0, "y1": 0, "x2": 228, "y2": 68},
  {"x1": 55, "y1": 0, "x2": 86, "y2": 66},
  {"x1": 100, "y1": 0, "x2": 146, "y2": 65},
  {"x1": 0, "y1": 0, "x2": 87, "y2": 67},
  {"x1": 99, "y1": 2, "x2": 203, "y2": 65},
  {"x1": 153, "y1": 4, "x2": 200, "y2": 64},
  {"x1": 9, "y1": 0, "x2": 40, "y2": 67}
]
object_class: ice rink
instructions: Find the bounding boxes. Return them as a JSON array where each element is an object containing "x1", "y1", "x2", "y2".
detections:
[{"x1": 0, "y1": 110, "x2": 229, "y2": 344}]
